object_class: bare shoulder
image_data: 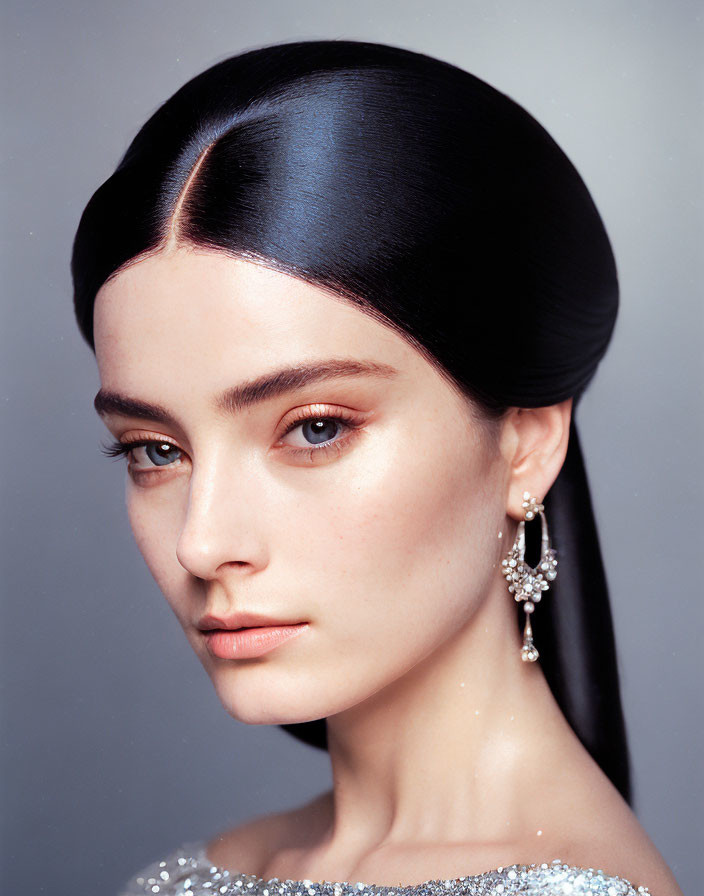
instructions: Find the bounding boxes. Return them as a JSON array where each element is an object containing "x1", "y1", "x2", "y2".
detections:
[
  {"x1": 205, "y1": 790, "x2": 332, "y2": 875},
  {"x1": 205, "y1": 811, "x2": 286, "y2": 873},
  {"x1": 204, "y1": 777, "x2": 683, "y2": 895},
  {"x1": 546, "y1": 767, "x2": 683, "y2": 896}
]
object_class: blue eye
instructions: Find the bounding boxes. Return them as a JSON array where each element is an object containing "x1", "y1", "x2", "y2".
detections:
[
  {"x1": 99, "y1": 438, "x2": 183, "y2": 468},
  {"x1": 135, "y1": 442, "x2": 182, "y2": 467},
  {"x1": 98, "y1": 408, "x2": 364, "y2": 472},
  {"x1": 278, "y1": 410, "x2": 364, "y2": 458},
  {"x1": 295, "y1": 418, "x2": 343, "y2": 445}
]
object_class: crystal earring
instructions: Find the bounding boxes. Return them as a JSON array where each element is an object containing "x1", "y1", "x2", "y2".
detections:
[{"x1": 501, "y1": 491, "x2": 558, "y2": 662}]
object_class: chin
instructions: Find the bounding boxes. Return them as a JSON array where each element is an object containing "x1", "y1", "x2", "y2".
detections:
[
  {"x1": 218, "y1": 695, "x2": 328, "y2": 727},
  {"x1": 206, "y1": 667, "x2": 335, "y2": 727}
]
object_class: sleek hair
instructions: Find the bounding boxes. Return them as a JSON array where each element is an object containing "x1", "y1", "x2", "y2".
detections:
[{"x1": 72, "y1": 39, "x2": 631, "y2": 802}]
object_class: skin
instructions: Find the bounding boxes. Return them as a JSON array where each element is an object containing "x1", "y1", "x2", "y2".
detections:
[{"x1": 93, "y1": 245, "x2": 682, "y2": 895}]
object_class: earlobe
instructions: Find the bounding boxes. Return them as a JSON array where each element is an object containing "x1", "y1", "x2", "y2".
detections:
[{"x1": 505, "y1": 398, "x2": 573, "y2": 519}]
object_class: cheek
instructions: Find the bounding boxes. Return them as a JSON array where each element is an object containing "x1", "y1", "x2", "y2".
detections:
[
  {"x1": 284, "y1": 425, "x2": 502, "y2": 665},
  {"x1": 125, "y1": 482, "x2": 190, "y2": 615}
]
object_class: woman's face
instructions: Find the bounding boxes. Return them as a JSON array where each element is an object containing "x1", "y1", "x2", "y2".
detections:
[{"x1": 93, "y1": 247, "x2": 510, "y2": 725}]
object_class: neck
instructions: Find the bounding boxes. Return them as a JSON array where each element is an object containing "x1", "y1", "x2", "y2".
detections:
[{"x1": 321, "y1": 577, "x2": 579, "y2": 859}]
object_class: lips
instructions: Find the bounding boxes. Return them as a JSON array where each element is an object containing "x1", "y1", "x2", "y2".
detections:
[
  {"x1": 202, "y1": 623, "x2": 309, "y2": 659},
  {"x1": 197, "y1": 611, "x2": 302, "y2": 632}
]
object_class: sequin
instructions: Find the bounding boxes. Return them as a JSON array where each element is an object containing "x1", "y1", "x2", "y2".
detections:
[{"x1": 117, "y1": 840, "x2": 651, "y2": 896}]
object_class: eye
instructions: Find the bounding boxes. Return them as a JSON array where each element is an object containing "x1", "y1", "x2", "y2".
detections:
[
  {"x1": 131, "y1": 441, "x2": 183, "y2": 468},
  {"x1": 98, "y1": 406, "x2": 365, "y2": 473},
  {"x1": 99, "y1": 438, "x2": 184, "y2": 470},
  {"x1": 277, "y1": 407, "x2": 363, "y2": 458},
  {"x1": 282, "y1": 415, "x2": 347, "y2": 447}
]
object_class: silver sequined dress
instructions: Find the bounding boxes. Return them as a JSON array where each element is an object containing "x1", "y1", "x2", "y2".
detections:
[{"x1": 117, "y1": 840, "x2": 652, "y2": 896}]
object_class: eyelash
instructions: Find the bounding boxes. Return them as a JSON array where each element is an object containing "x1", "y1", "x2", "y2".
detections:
[{"x1": 98, "y1": 408, "x2": 363, "y2": 471}]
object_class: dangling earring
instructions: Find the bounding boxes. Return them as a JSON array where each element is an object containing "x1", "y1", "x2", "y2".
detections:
[{"x1": 501, "y1": 491, "x2": 558, "y2": 662}]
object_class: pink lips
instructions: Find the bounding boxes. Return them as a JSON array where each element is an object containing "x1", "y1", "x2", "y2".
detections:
[{"x1": 202, "y1": 623, "x2": 309, "y2": 659}]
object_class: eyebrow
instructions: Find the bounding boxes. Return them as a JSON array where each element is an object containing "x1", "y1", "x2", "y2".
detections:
[{"x1": 93, "y1": 358, "x2": 399, "y2": 425}]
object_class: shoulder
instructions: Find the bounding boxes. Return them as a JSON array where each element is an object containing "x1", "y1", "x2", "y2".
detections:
[
  {"x1": 115, "y1": 800, "x2": 323, "y2": 896},
  {"x1": 116, "y1": 840, "x2": 209, "y2": 896},
  {"x1": 205, "y1": 811, "x2": 287, "y2": 872},
  {"x1": 115, "y1": 802, "x2": 313, "y2": 896},
  {"x1": 557, "y1": 826, "x2": 682, "y2": 896},
  {"x1": 205, "y1": 789, "x2": 333, "y2": 875},
  {"x1": 187, "y1": 783, "x2": 683, "y2": 896},
  {"x1": 537, "y1": 769, "x2": 683, "y2": 896}
]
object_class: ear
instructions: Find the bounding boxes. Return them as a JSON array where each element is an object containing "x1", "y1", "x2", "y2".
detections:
[{"x1": 499, "y1": 398, "x2": 573, "y2": 521}]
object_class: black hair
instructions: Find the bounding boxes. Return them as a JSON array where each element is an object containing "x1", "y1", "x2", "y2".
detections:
[{"x1": 72, "y1": 39, "x2": 631, "y2": 802}]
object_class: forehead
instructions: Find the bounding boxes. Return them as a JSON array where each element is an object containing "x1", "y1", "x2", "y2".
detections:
[{"x1": 93, "y1": 248, "x2": 413, "y2": 380}]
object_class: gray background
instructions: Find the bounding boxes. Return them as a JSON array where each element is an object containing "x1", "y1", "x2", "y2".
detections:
[{"x1": 2, "y1": 1, "x2": 702, "y2": 894}]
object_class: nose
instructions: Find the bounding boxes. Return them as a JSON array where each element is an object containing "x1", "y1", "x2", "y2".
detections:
[{"x1": 175, "y1": 454, "x2": 268, "y2": 581}]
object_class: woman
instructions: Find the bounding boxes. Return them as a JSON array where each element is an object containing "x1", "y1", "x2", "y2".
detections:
[{"x1": 71, "y1": 39, "x2": 682, "y2": 896}]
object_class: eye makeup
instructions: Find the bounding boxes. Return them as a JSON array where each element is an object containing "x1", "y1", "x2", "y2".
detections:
[{"x1": 99, "y1": 406, "x2": 367, "y2": 474}]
